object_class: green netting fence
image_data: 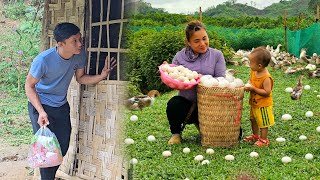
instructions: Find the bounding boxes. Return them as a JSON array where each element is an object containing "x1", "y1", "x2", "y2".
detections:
[{"x1": 287, "y1": 23, "x2": 320, "y2": 57}]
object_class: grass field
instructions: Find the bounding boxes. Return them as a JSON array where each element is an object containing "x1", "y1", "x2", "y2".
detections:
[{"x1": 125, "y1": 65, "x2": 320, "y2": 179}]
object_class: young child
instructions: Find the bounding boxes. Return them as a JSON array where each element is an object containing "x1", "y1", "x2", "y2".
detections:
[{"x1": 243, "y1": 47, "x2": 275, "y2": 147}]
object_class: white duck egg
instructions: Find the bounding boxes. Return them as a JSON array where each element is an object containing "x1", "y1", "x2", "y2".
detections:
[
  {"x1": 164, "y1": 71, "x2": 169, "y2": 76},
  {"x1": 305, "y1": 153, "x2": 313, "y2": 160},
  {"x1": 225, "y1": 155, "x2": 235, "y2": 161},
  {"x1": 162, "y1": 151, "x2": 172, "y2": 157},
  {"x1": 202, "y1": 78, "x2": 215, "y2": 87},
  {"x1": 281, "y1": 114, "x2": 292, "y2": 121},
  {"x1": 190, "y1": 79, "x2": 196, "y2": 83},
  {"x1": 130, "y1": 158, "x2": 138, "y2": 165},
  {"x1": 285, "y1": 87, "x2": 293, "y2": 93},
  {"x1": 192, "y1": 71, "x2": 199, "y2": 78},
  {"x1": 206, "y1": 148, "x2": 214, "y2": 154},
  {"x1": 183, "y1": 147, "x2": 191, "y2": 154},
  {"x1": 249, "y1": 152, "x2": 259, "y2": 158},
  {"x1": 229, "y1": 82, "x2": 237, "y2": 89},
  {"x1": 167, "y1": 66, "x2": 174, "y2": 73},
  {"x1": 218, "y1": 81, "x2": 227, "y2": 88},
  {"x1": 234, "y1": 78, "x2": 244, "y2": 87},
  {"x1": 194, "y1": 155, "x2": 204, "y2": 161},
  {"x1": 201, "y1": 160, "x2": 210, "y2": 165},
  {"x1": 130, "y1": 115, "x2": 138, "y2": 121},
  {"x1": 305, "y1": 111, "x2": 314, "y2": 117},
  {"x1": 200, "y1": 75, "x2": 213, "y2": 83},
  {"x1": 186, "y1": 73, "x2": 194, "y2": 80},
  {"x1": 299, "y1": 135, "x2": 307, "y2": 140},
  {"x1": 177, "y1": 65, "x2": 185, "y2": 72},
  {"x1": 225, "y1": 75, "x2": 235, "y2": 83},
  {"x1": 304, "y1": 85, "x2": 311, "y2": 90},
  {"x1": 147, "y1": 135, "x2": 156, "y2": 141},
  {"x1": 169, "y1": 72, "x2": 178, "y2": 79},
  {"x1": 244, "y1": 83, "x2": 252, "y2": 88},
  {"x1": 177, "y1": 76, "x2": 186, "y2": 82},
  {"x1": 281, "y1": 156, "x2": 292, "y2": 163},
  {"x1": 216, "y1": 77, "x2": 225, "y2": 82},
  {"x1": 317, "y1": 95, "x2": 320, "y2": 98},
  {"x1": 124, "y1": 138, "x2": 134, "y2": 145},
  {"x1": 276, "y1": 137, "x2": 286, "y2": 142},
  {"x1": 316, "y1": 126, "x2": 320, "y2": 132},
  {"x1": 161, "y1": 64, "x2": 169, "y2": 72}
]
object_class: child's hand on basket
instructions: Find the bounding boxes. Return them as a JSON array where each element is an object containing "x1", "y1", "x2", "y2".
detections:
[{"x1": 244, "y1": 83, "x2": 253, "y2": 92}]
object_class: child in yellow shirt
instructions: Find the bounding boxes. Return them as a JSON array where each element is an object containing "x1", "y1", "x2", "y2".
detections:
[{"x1": 244, "y1": 47, "x2": 275, "y2": 147}]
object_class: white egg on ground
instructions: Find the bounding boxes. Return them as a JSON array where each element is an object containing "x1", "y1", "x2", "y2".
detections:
[
  {"x1": 124, "y1": 138, "x2": 134, "y2": 144},
  {"x1": 183, "y1": 147, "x2": 191, "y2": 154},
  {"x1": 201, "y1": 160, "x2": 210, "y2": 165},
  {"x1": 147, "y1": 135, "x2": 156, "y2": 141},
  {"x1": 304, "y1": 85, "x2": 311, "y2": 90},
  {"x1": 317, "y1": 95, "x2": 320, "y2": 98},
  {"x1": 162, "y1": 151, "x2": 172, "y2": 158},
  {"x1": 225, "y1": 155, "x2": 235, "y2": 161},
  {"x1": 184, "y1": 178, "x2": 190, "y2": 180},
  {"x1": 249, "y1": 152, "x2": 259, "y2": 158},
  {"x1": 130, "y1": 115, "x2": 138, "y2": 121},
  {"x1": 281, "y1": 156, "x2": 292, "y2": 164},
  {"x1": 305, "y1": 153, "x2": 313, "y2": 160},
  {"x1": 281, "y1": 114, "x2": 292, "y2": 121},
  {"x1": 299, "y1": 135, "x2": 307, "y2": 140},
  {"x1": 285, "y1": 87, "x2": 293, "y2": 93},
  {"x1": 305, "y1": 111, "x2": 314, "y2": 117},
  {"x1": 276, "y1": 137, "x2": 286, "y2": 142},
  {"x1": 206, "y1": 148, "x2": 214, "y2": 154},
  {"x1": 316, "y1": 126, "x2": 320, "y2": 132},
  {"x1": 194, "y1": 155, "x2": 204, "y2": 161},
  {"x1": 130, "y1": 158, "x2": 138, "y2": 165},
  {"x1": 314, "y1": 90, "x2": 318, "y2": 93}
]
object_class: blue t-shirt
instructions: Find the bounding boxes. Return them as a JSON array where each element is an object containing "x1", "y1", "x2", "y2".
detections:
[{"x1": 29, "y1": 47, "x2": 86, "y2": 107}]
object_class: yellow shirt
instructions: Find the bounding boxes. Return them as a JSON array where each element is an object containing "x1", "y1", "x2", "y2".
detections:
[{"x1": 249, "y1": 70, "x2": 274, "y2": 108}]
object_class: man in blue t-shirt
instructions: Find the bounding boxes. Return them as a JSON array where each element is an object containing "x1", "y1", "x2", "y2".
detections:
[{"x1": 25, "y1": 22, "x2": 116, "y2": 180}]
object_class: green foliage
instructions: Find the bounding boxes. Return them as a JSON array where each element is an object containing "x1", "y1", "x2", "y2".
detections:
[
  {"x1": 126, "y1": 27, "x2": 234, "y2": 94},
  {"x1": 125, "y1": 65, "x2": 320, "y2": 179},
  {"x1": 3, "y1": 3, "x2": 27, "y2": 20}
]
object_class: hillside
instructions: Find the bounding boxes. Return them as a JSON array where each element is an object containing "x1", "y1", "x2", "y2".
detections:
[{"x1": 204, "y1": 0, "x2": 312, "y2": 17}]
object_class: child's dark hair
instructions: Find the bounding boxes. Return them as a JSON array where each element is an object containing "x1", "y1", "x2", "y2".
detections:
[
  {"x1": 54, "y1": 22, "x2": 80, "y2": 43},
  {"x1": 185, "y1": 20, "x2": 206, "y2": 42},
  {"x1": 250, "y1": 46, "x2": 271, "y2": 67}
]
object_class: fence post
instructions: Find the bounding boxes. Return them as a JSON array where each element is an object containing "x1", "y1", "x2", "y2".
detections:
[{"x1": 284, "y1": 8, "x2": 288, "y2": 53}]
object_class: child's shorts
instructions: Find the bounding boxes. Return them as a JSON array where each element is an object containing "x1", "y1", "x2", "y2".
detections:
[{"x1": 250, "y1": 106, "x2": 275, "y2": 128}]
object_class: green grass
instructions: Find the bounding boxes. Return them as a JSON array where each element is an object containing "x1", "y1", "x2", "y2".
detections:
[
  {"x1": 125, "y1": 65, "x2": 320, "y2": 179},
  {"x1": 0, "y1": 93, "x2": 33, "y2": 146}
]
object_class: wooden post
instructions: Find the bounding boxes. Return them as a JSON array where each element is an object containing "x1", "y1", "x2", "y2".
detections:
[
  {"x1": 199, "y1": 7, "x2": 202, "y2": 22},
  {"x1": 316, "y1": 5, "x2": 319, "y2": 22},
  {"x1": 297, "y1": 13, "x2": 301, "y2": 29},
  {"x1": 284, "y1": 8, "x2": 288, "y2": 52}
]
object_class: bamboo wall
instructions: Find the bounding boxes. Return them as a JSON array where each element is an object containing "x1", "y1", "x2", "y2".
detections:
[{"x1": 40, "y1": 0, "x2": 129, "y2": 179}]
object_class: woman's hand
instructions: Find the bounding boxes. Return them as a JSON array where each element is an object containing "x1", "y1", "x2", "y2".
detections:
[{"x1": 38, "y1": 111, "x2": 49, "y2": 127}]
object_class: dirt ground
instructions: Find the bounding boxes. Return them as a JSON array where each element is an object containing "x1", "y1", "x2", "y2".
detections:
[{"x1": 0, "y1": 139, "x2": 34, "y2": 180}]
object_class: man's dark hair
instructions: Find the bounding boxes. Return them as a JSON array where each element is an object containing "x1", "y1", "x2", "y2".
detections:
[{"x1": 53, "y1": 22, "x2": 80, "y2": 43}]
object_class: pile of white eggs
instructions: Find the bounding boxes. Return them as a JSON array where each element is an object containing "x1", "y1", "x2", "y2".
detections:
[
  {"x1": 161, "y1": 64, "x2": 199, "y2": 83},
  {"x1": 199, "y1": 75, "x2": 244, "y2": 88}
]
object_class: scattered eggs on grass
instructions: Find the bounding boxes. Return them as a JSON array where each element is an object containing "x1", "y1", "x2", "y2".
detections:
[
  {"x1": 201, "y1": 160, "x2": 210, "y2": 165},
  {"x1": 147, "y1": 135, "x2": 156, "y2": 142},
  {"x1": 285, "y1": 87, "x2": 293, "y2": 93},
  {"x1": 130, "y1": 115, "x2": 138, "y2": 121},
  {"x1": 305, "y1": 153, "x2": 313, "y2": 160},
  {"x1": 276, "y1": 137, "x2": 286, "y2": 142},
  {"x1": 249, "y1": 152, "x2": 259, "y2": 158},
  {"x1": 162, "y1": 151, "x2": 172, "y2": 158},
  {"x1": 225, "y1": 155, "x2": 235, "y2": 161},
  {"x1": 281, "y1": 156, "x2": 292, "y2": 164},
  {"x1": 305, "y1": 111, "x2": 314, "y2": 117},
  {"x1": 316, "y1": 126, "x2": 320, "y2": 132},
  {"x1": 206, "y1": 148, "x2": 214, "y2": 155},
  {"x1": 194, "y1": 155, "x2": 204, "y2": 161},
  {"x1": 130, "y1": 158, "x2": 138, "y2": 165},
  {"x1": 124, "y1": 138, "x2": 134, "y2": 145},
  {"x1": 304, "y1": 85, "x2": 311, "y2": 90},
  {"x1": 299, "y1": 135, "x2": 307, "y2": 140},
  {"x1": 281, "y1": 114, "x2": 292, "y2": 121},
  {"x1": 183, "y1": 147, "x2": 191, "y2": 154}
]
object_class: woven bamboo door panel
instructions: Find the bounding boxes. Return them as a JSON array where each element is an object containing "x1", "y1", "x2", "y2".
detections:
[
  {"x1": 77, "y1": 82, "x2": 127, "y2": 180},
  {"x1": 41, "y1": 0, "x2": 85, "y2": 178}
]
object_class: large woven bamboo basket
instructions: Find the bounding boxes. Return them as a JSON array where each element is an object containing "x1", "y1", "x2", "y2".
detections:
[{"x1": 197, "y1": 85, "x2": 245, "y2": 147}]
